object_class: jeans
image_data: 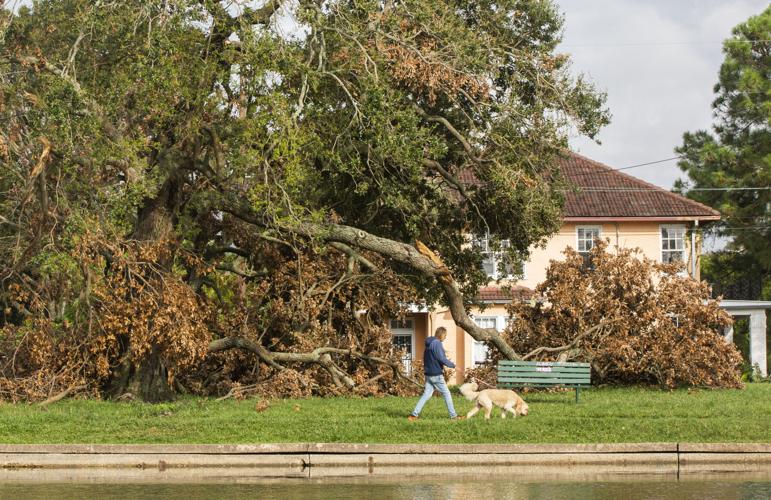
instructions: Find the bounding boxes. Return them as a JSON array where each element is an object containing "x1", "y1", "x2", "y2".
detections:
[{"x1": 411, "y1": 374, "x2": 457, "y2": 418}]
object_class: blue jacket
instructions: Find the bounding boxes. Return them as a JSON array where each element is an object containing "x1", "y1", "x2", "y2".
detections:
[{"x1": 423, "y1": 336, "x2": 455, "y2": 376}]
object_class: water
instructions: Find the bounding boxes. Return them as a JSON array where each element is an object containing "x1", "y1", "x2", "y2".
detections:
[{"x1": 1, "y1": 478, "x2": 770, "y2": 500}]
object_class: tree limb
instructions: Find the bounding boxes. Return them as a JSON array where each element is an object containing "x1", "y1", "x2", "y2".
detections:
[
  {"x1": 522, "y1": 321, "x2": 616, "y2": 361},
  {"x1": 329, "y1": 242, "x2": 378, "y2": 271},
  {"x1": 413, "y1": 104, "x2": 481, "y2": 163},
  {"x1": 207, "y1": 338, "x2": 422, "y2": 389},
  {"x1": 38, "y1": 384, "x2": 87, "y2": 407},
  {"x1": 221, "y1": 200, "x2": 522, "y2": 360}
]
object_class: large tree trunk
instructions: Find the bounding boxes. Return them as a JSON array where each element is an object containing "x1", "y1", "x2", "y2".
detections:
[{"x1": 108, "y1": 177, "x2": 180, "y2": 402}]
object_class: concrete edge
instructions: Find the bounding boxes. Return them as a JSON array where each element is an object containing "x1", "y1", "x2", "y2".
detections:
[
  {"x1": 0, "y1": 443, "x2": 691, "y2": 454},
  {"x1": 3, "y1": 442, "x2": 770, "y2": 454},
  {"x1": 678, "y1": 443, "x2": 771, "y2": 453},
  {"x1": 0, "y1": 444, "x2": 309, "y2": 454},
  {"x1": 306, "y1": 443, "x2": 682, "y2": 454},
  {"x1": 1, "y1": 443, "x2": 770, "y2": 479}
]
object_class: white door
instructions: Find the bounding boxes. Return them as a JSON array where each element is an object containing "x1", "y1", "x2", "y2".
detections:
[{"x1": 390, "y1": 318, "x2": 415, "y2": 374}]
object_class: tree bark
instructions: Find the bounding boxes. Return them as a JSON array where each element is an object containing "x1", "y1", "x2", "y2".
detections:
[
  {"x1": 288, "y1": 222, "x2": 522, "y2": 360},
  {"x1": 222, "y1": 202, "x2": 522, "y2": 360},
  {"x1": 108, "y1": 176, "x2": 181, "y2": 402}
]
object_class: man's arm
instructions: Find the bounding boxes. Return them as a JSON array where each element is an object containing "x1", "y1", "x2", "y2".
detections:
[{"x1": 431, "y1": 342, "x2": 455, "y2": 369}]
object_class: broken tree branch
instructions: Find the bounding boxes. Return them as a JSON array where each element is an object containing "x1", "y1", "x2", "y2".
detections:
[
  {"x1": 207, "y1": 337, "x2": 422, "y2": 389},
  {"x1": 38, "y1": 384, "x2": 87, "y2": 407},
  {"x1": 222, "y1": 199, "x2": 523, "y2": 360},
  {"x1": 522, "y1": 321, "x2": 615, "y2": 361}
]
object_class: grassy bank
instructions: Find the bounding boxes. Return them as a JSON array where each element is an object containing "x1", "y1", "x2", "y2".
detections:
[{"x1": 1, "y1": 385, "x2": 769, "y2": 444}]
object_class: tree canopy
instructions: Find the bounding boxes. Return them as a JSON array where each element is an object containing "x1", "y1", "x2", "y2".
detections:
[
  {"x1": 676, "y1": 6, "x2": 770, "y2": 299},
  {"x1": 0, "y1": 0, "x2": 608, "y2": 401}
]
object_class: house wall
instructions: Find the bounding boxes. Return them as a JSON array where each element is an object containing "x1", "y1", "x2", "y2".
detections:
[
  {"x1": 413, "y1": 313, "x2": 428, "y2": 363},
  {"x1": 515, "y1": 221, "x2": 698, "y2": 290},
  {"x1": 460, "y1": 304, "x2": 509, "y2": 384},
  {"x1": 404, "y1": 220, "x2": 703, "y2": 385},
  {"x1": 453, "y1": 220, "x2": 700, "y2": 384}
]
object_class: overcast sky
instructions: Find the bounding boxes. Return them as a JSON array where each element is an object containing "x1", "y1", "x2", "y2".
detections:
[{"x1": 557, "y1": 0, "x2": 768, "y2": 191}]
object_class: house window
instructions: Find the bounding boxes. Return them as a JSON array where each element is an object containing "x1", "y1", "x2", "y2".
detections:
[
  {"x1": 661, "y1": 225, "x2": 686, "y2": 264},
  {"x1": 576, "y1": 226, "x2": 601, "y2": 268},
  {"x1": 472, "y1": 317, "x2": 498, "y2": 367},
  {"x1": 390, "y1": 319, "x2": 415, "y2": 374},
  {"x1": 473, "y1": 233, "x2": 518, "y2": 280}
]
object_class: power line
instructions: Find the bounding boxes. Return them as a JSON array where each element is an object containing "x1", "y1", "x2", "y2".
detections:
[
  {"x1": 610, "y1": 156, "x2": 683, "y2": 172},
  {"x1": 562, "y1": 39, "x2": 771, "y2": 48},
  {"x1": 703, "y1": 226, "x2": 771, "y2": 231},
  {"x1": 567, "y1": 187, "x2": 771, "y2": 192},
  {"x1": 688, "y1": 187, "x2": 771, "y2": 192},
  {"x1": 566, "y1": 155, "x2": 683, "y2": 179}
]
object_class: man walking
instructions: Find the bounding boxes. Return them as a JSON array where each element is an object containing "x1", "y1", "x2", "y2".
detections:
[{"x1": 408, "y1": 327, "x2": 464, "y2": 420}]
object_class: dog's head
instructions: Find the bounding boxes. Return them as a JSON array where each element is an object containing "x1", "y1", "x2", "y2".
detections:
[
  {"x1": 458, "y1": 381, "x2": 478, "y2": 400},
  {"x1": 515, "y1": 398, "x2": 529, "y2": 416}
]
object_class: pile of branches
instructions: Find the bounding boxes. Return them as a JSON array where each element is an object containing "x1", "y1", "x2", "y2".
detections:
[
  {"x1": 0, "y1": 231, "x2": 421, "y2": 402},
  {"x1": 469, "y1": 241, "x2": 742, "y2": 389}
]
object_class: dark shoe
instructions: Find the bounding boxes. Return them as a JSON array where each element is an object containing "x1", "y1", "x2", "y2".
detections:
[{"x1": 407, "y1": 415, "x2": 419, "y2": 421}]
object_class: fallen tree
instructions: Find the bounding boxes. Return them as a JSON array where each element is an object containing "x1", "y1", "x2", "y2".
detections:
[
  {"x1": 467, "y1": 241, "x2": 743, "y2": 389},
  {"x1": 0, "y1": 0, "x2": 609, "y2": 401}
]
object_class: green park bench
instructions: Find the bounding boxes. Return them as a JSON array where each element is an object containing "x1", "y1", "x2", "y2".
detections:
[{"x1": 497, "y1": 360, "x2": 591, "y2": 403}]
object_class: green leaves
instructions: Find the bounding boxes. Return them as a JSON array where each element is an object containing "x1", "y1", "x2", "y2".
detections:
[
  {"x1": 677, "y1": 6, "x2": 770, "y2": 292},
  {"x1": 1, "y1": 0, "x2": 609, "y2": 399}
]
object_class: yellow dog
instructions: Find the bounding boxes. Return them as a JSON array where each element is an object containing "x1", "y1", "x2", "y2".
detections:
[{"x1": 459, "y1": 381, "x2": 529, "y2": 419}]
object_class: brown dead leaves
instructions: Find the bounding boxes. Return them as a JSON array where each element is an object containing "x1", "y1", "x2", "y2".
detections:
[
  {"x1": 377, "y1": 38, "x2": 489, "y2": 105},
  {"x1": 504, "y1": 241, "x2": 742, "y2": 389}
]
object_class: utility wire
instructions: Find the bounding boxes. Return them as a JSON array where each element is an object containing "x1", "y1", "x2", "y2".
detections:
[
  {"x1": 565, "y1": 187, "x2": 771, "y2": 192},
  {"x1": 686, "y1": 187, "x2": 771, "y2": 192},
  {"x1": 607, "y1": 156, "x2": 683, "y2": 172},
  {"x1": 566, "y1": 155, "x2": 683, "y2": 178},
  {"x1": 703, "y1": 226, "x2": 771, "y2": 231},
  {"x1": 565, "y1": 155, "x2": 769, "y2": 192},
  {"x1": 562, "y1": 39, "x2": 771, "y2": 48}
]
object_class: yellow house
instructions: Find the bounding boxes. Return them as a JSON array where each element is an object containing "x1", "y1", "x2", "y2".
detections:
[{"x1": 390, "y1": 152, "x2": 721, "y2": 384}]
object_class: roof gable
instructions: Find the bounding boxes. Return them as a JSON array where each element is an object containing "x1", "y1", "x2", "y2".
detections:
[{"x1": 559, "y1": 152, "x2": 720, "y2": 220}]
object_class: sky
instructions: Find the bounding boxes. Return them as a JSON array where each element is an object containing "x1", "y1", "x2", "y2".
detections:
[{"x1": 557, "y1": 0, "x2": 768, "y2": 191}]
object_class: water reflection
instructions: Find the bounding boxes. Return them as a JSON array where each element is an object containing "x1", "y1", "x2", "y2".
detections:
[{"x1": 1, "y1": 479, "x2": 770, "y2": 500}]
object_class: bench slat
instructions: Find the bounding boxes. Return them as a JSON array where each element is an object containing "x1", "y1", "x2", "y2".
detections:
[
  {"x1": 498, "y1": 368, "x2": 589, "y2": 374},
  {"x1": 499, "y1": 383, "x2": 591, "y2": 388},
  {"x1": 498, "y1": 376, "x2": 591, "y2": 381},
  {"x1": 498, "y1": 374, "x2": 589, "y2": 377},
  {"x1": 498, "y1": 361, "x2": 590, "y2": 367},
  {"x1": 498, "y1": 376, "x2": 591, "y2": 382},
  {"x1": 498, "y1": 370, "x2": 590, "y2": 374},
  {"x1": 498, "y1": 378, "x2": 590, "y2": 385},
  {"x1": 498, "y1": 365, "x2": 590, "y2": 370}
]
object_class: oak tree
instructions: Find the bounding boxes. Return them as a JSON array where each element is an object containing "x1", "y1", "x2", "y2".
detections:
[{"x1": 0, "y1": 0, "x2": 607, "y2": 401}]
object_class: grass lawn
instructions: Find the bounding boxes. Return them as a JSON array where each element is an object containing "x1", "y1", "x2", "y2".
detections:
[{"x1": 0, "y1": 385, "x2": 769, "y2": 444}]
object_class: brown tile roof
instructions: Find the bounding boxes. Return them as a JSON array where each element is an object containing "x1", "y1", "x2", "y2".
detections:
[
  {"x1": 560, "y1": 152, "x2": 720, "y2": 220},
  {"x1": 477, "y1": 285, "x2": 536, "y2": 303},
  {"x1": 457, "y1": 169, "x2": 482, "y2": 187}
]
